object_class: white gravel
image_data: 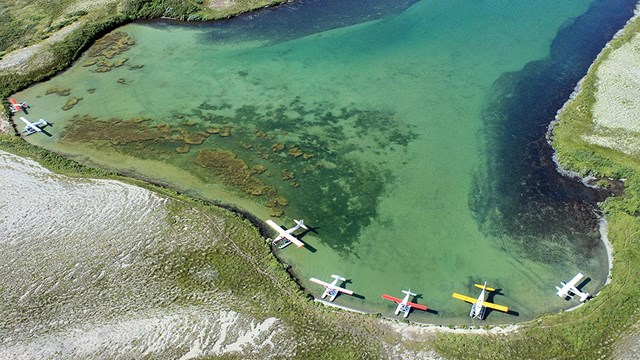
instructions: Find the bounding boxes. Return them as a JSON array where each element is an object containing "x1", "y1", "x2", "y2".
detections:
[
  {"x1": 0, "y1": 150, "x2": 288, "y2": 359},
  {"x1": 584, "y1": 26, "x2": 640, "y2": 155}
]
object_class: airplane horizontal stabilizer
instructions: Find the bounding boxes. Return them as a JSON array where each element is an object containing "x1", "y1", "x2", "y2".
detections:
[
  {"x1": 310, "y1": 278, "x2": 353, "y2": 294},
  {"x1": 474, "y1": 283, "x2": 496, "y2": 292}
]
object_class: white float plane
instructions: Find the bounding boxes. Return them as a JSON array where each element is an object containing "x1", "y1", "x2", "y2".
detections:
[
  {"x1": 556, "y1": 272, "x2": 590, "y2": 302},
  {"x1": 309, "y1": 274, "x2": 354, "y2": 302},
  {"x1": 452, "y1": 282, "x2": 509, "y2": 320},
  {"x1": 19, "y1": 117, "x2": 48, "y2": 135},
  {"x1": 382, "y1": 289, "x2": 428, "y2": 318},
  {"x1": 9, "y1": 98, "x2": 28, "y2": 113},
  {"x1": 265, "y1": 219, "x2": 307, "y2": 249}
]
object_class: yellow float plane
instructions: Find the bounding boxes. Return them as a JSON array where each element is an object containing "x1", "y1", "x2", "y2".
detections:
[{"x1": 452, "y1": 282, "x2": 509, "y2": 320}]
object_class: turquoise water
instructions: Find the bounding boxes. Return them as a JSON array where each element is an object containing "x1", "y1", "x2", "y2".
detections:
[{"x1": 13, "y1": 0, "x2": 631, "y2": 324}]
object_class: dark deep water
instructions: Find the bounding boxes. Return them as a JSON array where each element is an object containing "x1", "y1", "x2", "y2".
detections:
[{"x1": 473, "y1": 0, "x2": 637, "y2": 263}]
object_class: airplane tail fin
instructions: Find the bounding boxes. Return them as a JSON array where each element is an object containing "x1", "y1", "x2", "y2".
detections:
[
  {"x1": 294, "y1": 219, "x2": 309, "y2": 230},
  {"x1": 331, "y1": 274, "x2": 346, "y2": 282},
  {"x1": 402, "y1": 289, "x2": 417, "y2": 297}
]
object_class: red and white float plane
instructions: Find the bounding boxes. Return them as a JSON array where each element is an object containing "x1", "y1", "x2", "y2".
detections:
[
  {"x1": 265, "y1": 219, "x2": 307, "y2": 249},
  {"x1": 19, "y1": 117, "x2": 48, "y2": 136},
  {"x1": 382, "y1": 289, "x2": 428, "y2": 318},
  {"x1": 556, "y1": 272, "x2": 590, "y2": 302},
  {"x1": 309, "y1": 274, "x2": 353, "y2": 302},
  {"x1": 9, "y1": 98, "x2": 28, "y2": 113},
  {"x1": 452, "y1": 282, "x2": 509, "y2": 320}
]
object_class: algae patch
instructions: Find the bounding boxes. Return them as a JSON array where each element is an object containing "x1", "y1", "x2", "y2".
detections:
[{"x1": 55, "y1": 96, "x2": 417, "y2": 251}]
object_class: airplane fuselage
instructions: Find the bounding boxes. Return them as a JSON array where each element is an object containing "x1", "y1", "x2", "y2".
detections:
[
  {"x1": 471, "y1": 289, "x2": 486, "y2": 318},
  {"x1": 395, "y1": 294, "x2": 411, "y2": 317},
  {"x1": 322, "y1": 279, "x2": 341, "y2": 301}
]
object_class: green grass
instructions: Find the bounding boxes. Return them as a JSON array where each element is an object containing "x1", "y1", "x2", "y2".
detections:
[
  {"x1": 0, "y1": 0, "x2": 288, "y2": 101},
  {"x1": 0, "y1": 134, "x2": 116, "y2": 177}
]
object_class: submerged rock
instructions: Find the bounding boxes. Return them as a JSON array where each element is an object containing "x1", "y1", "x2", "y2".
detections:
[
  {"x1": 46, "y1": 87, "x2": 71, "y2": 96},
  {"x1": 271, "y1": 143, "x2": 285, "y2": 152},
  {"x1": 175, "y1": 130, "x2": 209, "y2": 145},
  {"x1": 176, "y1": 145, "x2": 191, "y2": 154},
  {"x1": 269, "y1": 207, "x2": 284, "y2": 217},
  {"x1": 62, "y1": 97, "x2": 82, "y2": 110},
  {"x1": 194, "y1": 149, "x2": 269, "y2": 197}
]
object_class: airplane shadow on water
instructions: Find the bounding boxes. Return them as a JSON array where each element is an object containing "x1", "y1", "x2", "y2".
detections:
[
  {"x1": 485, "y1": 288, "x2": 519, "y2": 319},
  {"x1": 341, "y1": 279, "x2": 366, "y2": 300},
  {"x1": 297, "y1": 227, "x2": 319, "y2": 253},
  {"x1": 40, "y1": 128, "x2": 53, "y2": 137},
  {"x1": 577, "y1": 277, "x2": 592, "y2": 291},
  {"x1": 412, "y1": 293, "x2": 438, "y2": 315}
]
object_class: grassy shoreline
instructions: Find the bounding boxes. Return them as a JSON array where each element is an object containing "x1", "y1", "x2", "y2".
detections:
[{"x1": 0, "y1": 0, "x2": 288, "y2": 100}]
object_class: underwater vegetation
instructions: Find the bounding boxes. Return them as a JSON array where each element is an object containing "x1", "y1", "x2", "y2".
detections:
[
  {"x1": 59, "y1": 94, "x2": 416, "y2": 252},
  {"x1": 194, "y1": 148, "x2": 275, "y2": 198},
  {"x1": 51, "y1": 31, "x2": 418, "y2": 250},
  {"x1": 84, "y1": 31, "x2": 135, "y2": 73},
  {"x1": 61, "y1": 96, "x2": 82, "y2": 110}
]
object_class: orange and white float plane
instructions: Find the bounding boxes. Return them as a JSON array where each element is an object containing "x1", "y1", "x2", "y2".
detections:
[
  {"x1": 309, "y1": 274, "x2": 353, "y2": 302},
  {"x1": 556, "y1": 272, "x2": 590, "y2": 302},
  {"x1": 265, "y1": 219, "x2": 307, "y2": 249},
  {"x1": 19, "y1": 117, "x2": 48, "y2": 136},
  {"x1": 452, "y1": 282, "x2": 509, "y2": 320},
  {"x1": 382, "y1": 289, "x2": 428, "y2": 318},
  {"x1": 9, "y1": 98, "x2": 28, "y2": 113}
]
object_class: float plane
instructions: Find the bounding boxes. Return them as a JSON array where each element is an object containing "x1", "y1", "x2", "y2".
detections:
[
  {"x1": 9, "y1": 98, "x2": 28, "y2": 113},
  {"x1": 382, "y1": 289, "x2": 428, "y2": 318},
  {"x1": 556, "y1": 272, "x2": 590, "y2": 302},
  {"x1": 265, "y1": 219, "x2": 308, "y2": 249},
  {"x1": 19, "y1": 117, "x2": 48, "y2": 136},
  {"x1": 309, "y1": 274, "x2": 354, "y2": 302},
  {"x1": 452, "y1": 282, "x2": 509, "y2": 320}
]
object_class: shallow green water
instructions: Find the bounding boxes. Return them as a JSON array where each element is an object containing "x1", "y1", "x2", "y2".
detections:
[{"x1": 14, "y1": 0, "x2": 612, "y2": 323}]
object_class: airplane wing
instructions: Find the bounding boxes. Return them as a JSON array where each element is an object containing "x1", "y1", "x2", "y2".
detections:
[
  {"x1": 310, "y1": 278, "x2": 353, "y2": 294},
  {"x1": 556, "y1": 285, "x2": 570, "y2": 298},
  {"x1": 265, "y1": 219, "x2": 305, "y2": 247},
  {"x1": 281, "y1": 231, "x2": 304, "y2": 247},
  {"x1": 265, "y1": 219, "x2": 284, "y2": 233},
  {"x1": 382, "y1": 294, "x2": 403, "y2": 304},
  {"x1": 452, "y1": 292, "x2": 478, "y2": 304},
  {"x1": 405, "y1": 301, "x2": 428, "y2": 311},
  {"x1": 19, "y1": 117, "x2": 41, "y2": 132},
  {"x1": 566, "y1": 272, "x2": 584, "y2": 288},
  {"x1": 382, "y1": 294, "x2": 427, "y2": 310},
  {"x1": 10, "y1": 99, "x2": 20, "y2": 111},
  {"x1": 482, "y1": 301, "x2": 509, "y2": 313}
]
